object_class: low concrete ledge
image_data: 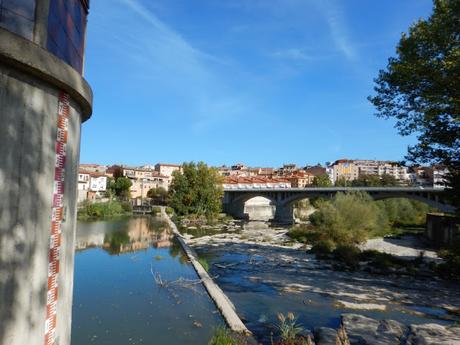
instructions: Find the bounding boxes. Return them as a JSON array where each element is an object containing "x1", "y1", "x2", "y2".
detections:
[
  {"x1": 161, "y1": 208, "x2": 251, "y2": 335},
  {"x1": 0, "y1": 28, "x2": 93, "y2": 121}
]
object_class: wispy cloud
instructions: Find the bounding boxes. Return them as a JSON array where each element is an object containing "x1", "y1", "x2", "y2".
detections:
[
  {"x1": 97, "y1": 0, "x2": 247, "y2": 131},
  {"x1": 316, "y1": 1, "x2": 356, "y2": 60}
]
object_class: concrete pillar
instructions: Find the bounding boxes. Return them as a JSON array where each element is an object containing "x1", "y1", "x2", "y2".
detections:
[
  {"x1": 0, "y1": 2, "x2": 92, "y2": 344},
  {"x1": 274, "y1": 203, "x2": 294, "y2": 224}
]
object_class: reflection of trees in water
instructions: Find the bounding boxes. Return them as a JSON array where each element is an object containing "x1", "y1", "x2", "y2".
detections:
[
  {"x1": 103, "y1": 230, "x2": 130, "y2": 255},
  {"x1": 169, "y1": 241, "x2": 189, "y2": 264}
]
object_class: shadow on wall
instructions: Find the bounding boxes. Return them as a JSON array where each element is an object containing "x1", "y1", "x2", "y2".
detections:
[{"x1": 0, "y1": 65, "x2": 58, "y2": 344}]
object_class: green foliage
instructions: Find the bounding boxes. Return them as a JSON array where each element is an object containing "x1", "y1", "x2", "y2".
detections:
[
  {"x1": 308, "y1": 192, "x2": 386, "y2": 245},
  {"x1": 198, "y1": 257, "x2": 209, "y2": 272},
  {"x1": 312, "y1": 174, "x2": 332, "y2": 187},
  {"x1": 151, "y1": 206, "x2": 161, "y2": 216},
  {"x1": 147, "y1": 187, "x2": 168, "y2": 205},
  {"x1": 376, "y1": 198, "x2": 432, "y2": 226},
  {"x1": 169, "y1": 162, "x2": 224, "y2": 218},
  {"x1": 78, "y1": 200, "x2": 129, "y2": 220},
  {"x1": 369, "y1": 0, "x2": 460, "y2": 206},
  {"x1": 436, "y1": 239, "x2": 460, "y2": 280},
  {"x1": 165, "y1": 206, "x2": 174, "y2": 215},
  {"x1": 107, "y1": 175, "x2": 132, "y2": 200},
  {"x1": 351, "y1": 174, "x2": 399, "y2": 187},
  {"x1": 310, "y1": 239, "x2": 336, "y2": 258},
  {"x1": 334, "y1": 177, "x2": 351, "y2": 187},
  {"x1": 104, "y1": 229, "x2": 130, "y2": 254},
  {"x1": 333, "y1": 244, "x2": 361, "y2": 268},
  {"x1": 276, "y1": 313, "x2": 304, "y2": 343},
  {"x1": 208, "y1": 326, "x2": 239, "y2": 345}
]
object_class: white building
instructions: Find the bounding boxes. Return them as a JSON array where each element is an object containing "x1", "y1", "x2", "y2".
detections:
[
  {"x1": 155, "y1": 163, "x2": 181, "y2": 178},
  {"x1": 77, "y1": 170, "x2": 107, "y2": 202}
]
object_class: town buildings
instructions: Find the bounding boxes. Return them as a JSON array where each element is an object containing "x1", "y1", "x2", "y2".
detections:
[{"x1": 77, "y1": 170, "x2": 108, "y2": 202}]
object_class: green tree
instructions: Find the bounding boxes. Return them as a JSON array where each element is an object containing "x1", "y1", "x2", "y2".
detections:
[
  {"x1": 312, "y1": 173, "x2": 332, "y2": 187},
  {"x1": 107, "y1": 175, "x2": 132, "y2": 200},
  {"x1": 147, "y1": 186, "x2": 168, "y2": 205},
  {"x1": 334, "y1": 176, "x2": 351, "y2": 187},
  {"x1": 369, "y1": 0, "x2": 460, "y2": 207},
  {"x1": 168, "y1": 162, "x2": 223, "y2": 218},
  {"x1": 309, "y1": 192, "x2": 389, "y2": 245},
  {"x1": 351, "y1": 174, "x2": 383, "y2": 187}
]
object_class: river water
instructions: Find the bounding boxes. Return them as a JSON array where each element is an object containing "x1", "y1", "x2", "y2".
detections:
[
  {"x1": 71, "y1": 216, "x2": 222, "y2": 345},
  {"x1": 182, "y1": 221, "x2": 460, "y2": 344}
]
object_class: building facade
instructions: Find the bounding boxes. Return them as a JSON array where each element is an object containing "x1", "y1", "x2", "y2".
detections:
[{"x1": 0, "y1": 1, "x2": 93, "y2": 345}]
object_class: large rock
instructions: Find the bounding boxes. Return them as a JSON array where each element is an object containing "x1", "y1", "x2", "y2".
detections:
[
  {"x1": 406, "y1": 324, "x2": 460, "y2": 345},
  {"x1": 341, "y1": 314, "x2": 407, "y2": 345},
  {"x1": 314, "y1": 327, "x2": 339, "y2": 345}
]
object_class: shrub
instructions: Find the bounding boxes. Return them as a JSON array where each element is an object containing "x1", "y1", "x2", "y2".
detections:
[
  {"x1": 165, "y1": 207, "x2": 174, "y2": 215},
  {"x1": 151, "y1": 206, "x2": 161, "y2": 216},
  {"x1": 310, "y1": 239, "x2": 336, "y2": 258},
  {"x1": 309, "y1": 192, "x2": 386, "y2": 245},
  {"x1": 333, "y1": 244, "x2": 361, "y2": 268},
  {"x1": 436, "y1": 240, "x2": 460, "y2": 281}
]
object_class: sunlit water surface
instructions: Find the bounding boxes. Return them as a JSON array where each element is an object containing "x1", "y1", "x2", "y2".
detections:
[{"x1": 71, "y1": 216, "x2": 222, "y2": 345}]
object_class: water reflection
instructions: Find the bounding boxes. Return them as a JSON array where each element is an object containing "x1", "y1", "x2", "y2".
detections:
[
  {"x1": 72, "y1": 216, "x2": 222, "y2": 345},
  {"x1": 76, "y1": 216, "x2": 173, "y2": 254}
]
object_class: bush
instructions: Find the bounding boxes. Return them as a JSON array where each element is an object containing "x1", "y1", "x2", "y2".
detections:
[
  {"x1": 436, "y1": 240, "x2": 460, "y2": 281},
  {"x1": 165, "y1": 207, "x2": 174, "y2": 215},
  {"x1": 78, "y1": 200, "x2": 129, "y2": 220},
  {"x1": 311, "y1": 239, "x2": 336, "y2": 258},
  {"x1": 309, "y1": 192, "x2": 387, "y2": 245},
  {"x1": 151, "y1": 206, "x2": 161, "y2": 216},
  {"x1": 333, "y1": 244, "x2": 361, "y2": 268},
  {"x1": 288, "y1": 226, "x2": 321, "y2": 244}
]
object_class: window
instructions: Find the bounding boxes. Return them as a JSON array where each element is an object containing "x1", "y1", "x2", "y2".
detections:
[
  {"x1": 0, "y1": 0, "x2": 36, "y2": 40},
  {"x1": 47, "y1": 0, "x2": 89, "y2": 73}
]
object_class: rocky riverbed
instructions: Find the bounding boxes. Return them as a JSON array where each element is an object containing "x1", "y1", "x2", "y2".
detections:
[{"x1": 179, "y1": 220, "x2": 460, "y2": 344}]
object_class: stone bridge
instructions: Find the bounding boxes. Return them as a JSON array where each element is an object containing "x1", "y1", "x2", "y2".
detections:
[{"x1": 223, "y1": 187, "x2": 454, "y2": 224}]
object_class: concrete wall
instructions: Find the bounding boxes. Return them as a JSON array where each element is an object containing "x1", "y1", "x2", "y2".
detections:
[{"x1": 0, "y1": 28, "x2": 92, "y2": 345}]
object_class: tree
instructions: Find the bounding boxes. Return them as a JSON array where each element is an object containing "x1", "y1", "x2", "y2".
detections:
[
  {"x1": 168, "y1": 162, "x2": 224, "y2": 218},
  {"x1": 335, "y1": 176, "x2": 351, "y2": 187},
  {"x1": 147, "y1": 186, "x2": 168, "y2": 205},
  {"x1": 350, "y1": 174, "x2": 399, "y2": 187},
  {"x1": 309, "y1": 192, "x2": 388, "y2": 245},
  {"x1": 107, "y1": 176, "x2": 132, "y2": 200},
  {"x1": 312, "y1": 173, "x2": 332, "y2": 187},
  {"x1": 369, "y1": 0, "x2": 460, "y2": 207}
]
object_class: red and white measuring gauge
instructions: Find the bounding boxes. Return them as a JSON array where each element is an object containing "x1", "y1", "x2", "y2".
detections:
[{"x1": 44, "y1": 92, "x2": 70, "y2": 345}]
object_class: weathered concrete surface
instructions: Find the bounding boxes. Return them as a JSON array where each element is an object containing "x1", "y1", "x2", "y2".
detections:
[
  {"x1": 0, "y1": 26, "x2": 92, "y2": 345},
  {"x1": 161, "y1": 208, "x2": 251, "y2": 335}
]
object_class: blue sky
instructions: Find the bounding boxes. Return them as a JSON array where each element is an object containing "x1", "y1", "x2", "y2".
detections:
[{"x1": 80, "y1": 0, "x2": 433, "y2": 167}]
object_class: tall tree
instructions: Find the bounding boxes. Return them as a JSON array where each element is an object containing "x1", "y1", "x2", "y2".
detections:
[
  {"x1": 369, "y1": 0, "x2": 460, "y2": 206},
  {"x1": 168, "y1": 162, "x2": 223, "y2": 218},
  {"x1": 312, "y1": 173, "x2": 332, "y2": 187}
]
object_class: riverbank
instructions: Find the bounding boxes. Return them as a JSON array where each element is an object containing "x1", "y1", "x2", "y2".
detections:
[
  {"x1": 77, "y1": 199, "x2": 132, "y2": 220},
  {"x1": 179, "y1": 220, "x2": 460, "y2": 344}
]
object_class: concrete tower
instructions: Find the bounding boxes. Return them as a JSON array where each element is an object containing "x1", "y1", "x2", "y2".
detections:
[{"x1": 0, "y1": 1, "x2": 92, "y2": 345}]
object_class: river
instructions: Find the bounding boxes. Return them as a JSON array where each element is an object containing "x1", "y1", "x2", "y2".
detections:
[
  {"x1": 181, "y1": 220, "x2": 460, "y2": 344},
  {"x1": 71, "y1": 216, "x2": 223, "y2": 345}
]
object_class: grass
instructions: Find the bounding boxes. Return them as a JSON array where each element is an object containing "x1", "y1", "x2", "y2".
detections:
[{"x1": 208, "y1": 326, "x2": 240, "y2": 345}]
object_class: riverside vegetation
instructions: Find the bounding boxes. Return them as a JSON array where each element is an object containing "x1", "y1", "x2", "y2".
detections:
[{"x1": 289, "y1": 191, "x2": 460, "y2": 280}]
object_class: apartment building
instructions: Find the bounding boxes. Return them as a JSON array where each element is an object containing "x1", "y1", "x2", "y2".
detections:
[
  {"x1": 155, "y1": 163, "x2": 181, "y2": 178},
  {"x1": 286, "y1": 171, "x2": 315, "y2": 188},
  {"x1": 77, "y1": 170, "x2": 107, "y2": 202},
  {"x1": 331, "y1": 159, "x2": 359, "y2": 183}
]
